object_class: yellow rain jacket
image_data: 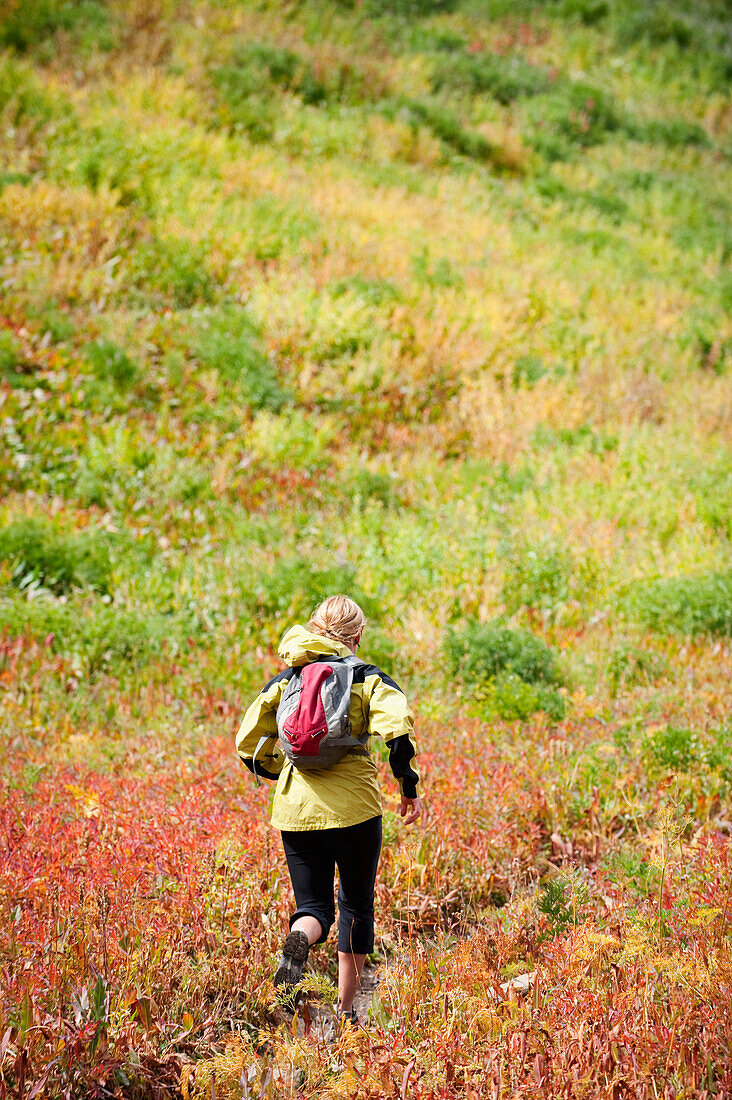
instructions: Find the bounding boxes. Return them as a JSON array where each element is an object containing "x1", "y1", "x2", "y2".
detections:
[{"x1": 235, "y1": 626, "x2": 419, "y2": 831}]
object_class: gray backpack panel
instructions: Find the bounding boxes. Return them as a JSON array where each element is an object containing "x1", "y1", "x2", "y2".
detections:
[{"x1": 276, "y1": 654, "x2": 369, "y2": 770}]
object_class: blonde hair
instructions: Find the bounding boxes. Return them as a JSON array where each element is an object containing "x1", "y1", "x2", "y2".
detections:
[{"x1": 308, "y1": 595, "x2": 367, "y2": 647}]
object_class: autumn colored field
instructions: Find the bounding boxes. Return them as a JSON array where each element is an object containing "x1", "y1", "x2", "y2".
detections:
[{"x1": 1, "y1": 0, "x2": 731, "y2": 1096}]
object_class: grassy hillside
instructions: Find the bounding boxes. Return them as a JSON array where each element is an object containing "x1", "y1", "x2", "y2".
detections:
[{"x1": 1, "y1": 0, "x2": 731, "y2": 1096}]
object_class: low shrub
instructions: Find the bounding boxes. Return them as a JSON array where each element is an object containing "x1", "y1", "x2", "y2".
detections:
[
  {"x1": 330, "y1": 274, "x2": 402, "y2": 306},
  {"x1": 246, "y1": 558, "x2": 377, "y2": 623},
  {"x1": 630, "y1": 570, "x2": 732, "y2": 637},
  {"x1": 0, "y1": 517, "x2": 113, "y2": 596},
  {"x1": 641, "y1": 724, "x2": 731, "y2": 784},
  {"x1": 345, "y1": 468, "x2": 404, "y2": 509},
  {"x1": 242, "y1": 557, "x2": 398, "y2": 671},
  {"x1": 646, "y1": 725, "x2": 700, "y2": 772},
  {"x1": 0, "y1": 330, "x2": 21, "y2": 376},
  {"x1": 615, "y1": 6, "x2": 695, "y2": 50},
  {"x1": 0, "y1": 596, "x2": 180, "y2": 673},
  {"x1": 527, "y1": 82, "x2": 627, "y2": 158},
  {"x1": 245, "y1": 195, "x2": 319, "y2": 262},
  {"x1": 476, "y1": 673, "x2": 567, "y2": 722},
  {"x1": 362, "y1": 0, "x2": 457, "y2": 15},
  {"x1": 0, "y1": 55, "x2": 69, "y2": 130},
  {"x1": 532, "y1": 423, "x2": 618, "y2": 454},
  {"x1": 537, "y1": 869, "x2": 590, "y2": 938},
  {"x1": 395, "y1": 98, "x2": 502, "y2": 166},
  {"x1": 84, "y1": 339, "x2": 139, "y2": 392},
  {"x1": 642, "y1": 117, "x2": 710, "y2": 149},
  {"x1": 212, "y1": 41, "x2": 376, "y2": 138},
  {"x1": 607, "y1": 644, "x2": 667, "y2": 696},
  {"x1": 511, "y1": 354, "x2": 547, "y2": 388},
  {"x1": 30, "y1": 301, "x2": 75, "y2": 342},
  {"x1": 212, "y1": 45, "x2": 299, "y2": 141},
  {"x1": 612, "y1": 3, "x2": 732, "y2": 90},
  {"x1": 411, "y1": 249, "x2": 464, "y2": 289},
  {"x1": 247, "y1": 410, "x2": 334, "y2": 470},
  {"x1": 194, "y1": 306, "x2": 287, "y2": 411},
  {"x1": 691, "y1": 463, "x2": 732, "y2": 538},
  {"x1": 444, "y1": 618, "x2": 563, "y2": 687},
  {"x1": 430, "y1": 52, "x2": 551, "y2": 103},
  {"x1": 501, "y1": 540, "x2": 573, "y2": 620},
  {"x1": 555, "y1": 0, "x2": 609, "y2": 25},
  {"x1": 0, "y1": 0, "x2": 114, "y2": 54},
  {"x1": 130, "y1": 236, "x2": 217, "y2": 309},
  {"x1": 681, "y1": 309, "x2": 729, "y2": 375}
]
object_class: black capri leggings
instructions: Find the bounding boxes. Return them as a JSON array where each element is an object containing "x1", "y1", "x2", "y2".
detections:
[{"x1": 281, "y1": 815, "x2": 382, "y2": 955}]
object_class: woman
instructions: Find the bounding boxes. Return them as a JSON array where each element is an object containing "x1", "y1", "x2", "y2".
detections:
[{"x1": 236, "y1": 595, "x2": 421, "y2": 1022}]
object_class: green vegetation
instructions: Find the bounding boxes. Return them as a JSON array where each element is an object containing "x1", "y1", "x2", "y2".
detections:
[
  {"x1": 0, "y1": 0, "x2": 727, "y2": 689},
  {"x1": 631, "y1": 570, "x2": 732, "y2": 637},
  {"x1": 0, "y1": 516, "x2": 113, "y2": 595},
  {"x1": 0, "y1": 0, "x2": 730, "y2": 1093},
  {"x1": 445, "y1": 619, "x2": 565, "y2": 718},
  {"x1": 445, "y1": 619, "x2": 562, "y2": 686}
]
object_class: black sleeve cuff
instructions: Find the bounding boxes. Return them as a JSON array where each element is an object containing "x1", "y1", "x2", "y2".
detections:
[
  {"x1": 388, "y1": 734, "x2": 419, "y2": 799},
  {"x1": 241, "y1": 757, "x2": 280, "y2": 782}
]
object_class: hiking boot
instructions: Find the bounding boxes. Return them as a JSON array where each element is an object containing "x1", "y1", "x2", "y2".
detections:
[
  {"x1": 273, "y1": 930, "x2": 310, "y2": 988},
  {"x1": 336, "y1": 1007, "x2": 361, "y2": 1028}
]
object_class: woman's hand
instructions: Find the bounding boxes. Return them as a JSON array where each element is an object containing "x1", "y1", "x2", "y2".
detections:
[{"x1": 399, "y1": 796, "x2": 422, "y2": 825}]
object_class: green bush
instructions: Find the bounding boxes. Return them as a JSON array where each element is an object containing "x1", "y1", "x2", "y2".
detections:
[
  {"x1": 538, "y1": 870, "x2": 590, "y2": 938},
  {"x1": 642, "y1": 117, "x2": 710, "y2": 149},
  {"x1": 246, "y1": 195, "x2": 319, "y2": 262},
  {"x1": 212, "y1": 41, "x2": 375, "y2": 139},
  {"x1": 512, "y1": 354, "x2": 547, "y2": 388},
  {"x1": 346, "y1": 469, "x2": 404, "y2": 509},
  {"x1": 681, "y1": 309, "x2": 728, "y2": 375},
  {"x1": 243, "y1": 557, "x2": 398, "y2": 671},
  {"x1": 84, "y1": 340, "x2": 139, "y2": 392},
  {"x1": 0, "y1": 330, "x2": 21, "y2": 376},
  {"x1": 477, "y1": 673, "x2": 566, "y2": 722},
  {"x1": 444, "y1": 618, "x2": 563, "y2": 687},
  {"x1": 642, "y1": 723, "x2": 731, "y2": 780},
  {"x1": 246, "y1": 559, "x2": 377, "y2": 622},
  {"x1": 194, "y1": 306, "x2": 287, "y2": 411},
  {"x1": 555, "y1": 0, "x2": 609, "y2": 25},
  {"x1": 212, "y1": 45, "x2": 298, "y2": 141},
  {"x1": 532, "y1": 423, "x2": 618, "y2": 454},
  {"x1": 646, "y1": 725, "x2": 699, "y2": 771},
  {"x1": 396, "y1": 98, "x2": 501, "y2": 165},
  {"x1": 0, "y1": 56, "x2": 69, "y2": 130},
  {"x1": 0, "y1": 596, "x2": 177, "y2": 674},
  {"x1": 630, "y1": 570, "x2": 732, "y2": 637},
  {"x1": 0, "y1": 0, "x2": 114, "y2": 54},
  {"x1": 551, "y1": 82, "x2": 625, "y2": 145},
  {"x1": 130, "y1": 237, "x2": 217, "y2": 309},
  {"x1": 691, "y1": 464, "x2": 732, "y2": 538},
  {"x1": 612, "y1": 2, "x2": 732, "y2": 89},
  {"x1": 330, "y1": 274, "x2": 402, "y2": 306},
  {"x1": 0, "y1": 518, "x2": 113, "y2": 595},
  {"x1": 528, "y1": 83, "x2": 627, "y2": 158},
  {"x1": 363, "y1": 0, "x2": 457, "y2": 15},
  {"x1": 30, "y1": 302, "x2": 75, "y2": 342},
  {"x1": 615, "y1": 6, "x2": 694, "y2": 50},
  {"x1": 501, "y1": 540, "x2": 573, "y2": 619},
  {"x1": 431, "y1": 53, "x2": 551, "y2": 103},
  {"x1": 607, "y1": 644, "x2": 667, "y2": 695}
]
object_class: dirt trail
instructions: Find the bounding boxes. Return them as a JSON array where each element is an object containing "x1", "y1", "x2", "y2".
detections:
[{"x1": 289, "y1": 962, "x2": 381, "y2": 1040}]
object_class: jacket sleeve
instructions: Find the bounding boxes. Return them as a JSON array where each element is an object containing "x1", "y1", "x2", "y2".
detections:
[
  {"x1": 235, "y1": 672, "x2": 290, "y2": 782},
  {"x1": 364, "y1": 670, "x2": 420, "y2": 800}
]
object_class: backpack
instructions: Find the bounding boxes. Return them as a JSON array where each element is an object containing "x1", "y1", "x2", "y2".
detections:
[{"x1": 252, "y1": 655, "x2": 368, "y2": 782}]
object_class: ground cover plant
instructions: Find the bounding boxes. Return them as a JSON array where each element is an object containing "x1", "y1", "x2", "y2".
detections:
[{"x1": 0, "y1": 0, "x2": 730, "y2": 1096}]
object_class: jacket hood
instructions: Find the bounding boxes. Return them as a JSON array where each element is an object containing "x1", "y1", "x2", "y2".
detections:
[{"x1": 278, "y1": 625, "x2": 352, "y2": 666}]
